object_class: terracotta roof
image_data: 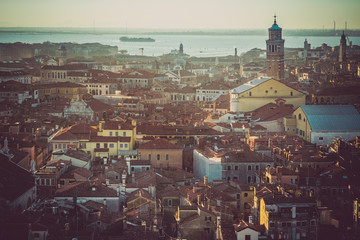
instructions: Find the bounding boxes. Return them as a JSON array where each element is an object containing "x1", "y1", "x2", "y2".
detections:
[
  {"x1": 85, "y1": 98, "x2": 113, "y2": 112},
  {"x1": 248, "y1": 102, "x2": 294, "y2": 122},
  {"x1": 234, "y1": 220, "x2": 264, "y2": 233},
  {"x1": 0, "y1": 157, "x2": 35, "y2": 201},
  {"x1": 55, "y1": 181, "x2": 117, "y2": 197},
  {"x1": 138, "y1": 138, "x2": 182, "y2": 150}
]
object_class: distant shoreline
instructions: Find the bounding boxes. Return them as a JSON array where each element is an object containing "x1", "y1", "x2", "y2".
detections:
[{"x1": 1, "y1": 27, "x2": 360, "y2": 37}]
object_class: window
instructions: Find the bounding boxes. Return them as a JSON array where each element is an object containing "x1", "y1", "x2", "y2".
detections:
[
  {"x1": 275, "y1": 90, "x2": 278, "y2": 93},
  {"x1": 297, "y1": 221, "x2": 301, "y2": 227},
  {"x1": 298, "y1": 113, "x2": 302, "y2": 120},
  {"x1": 63, "y1": 144, "x2": 66, "y2": 149},
  {"x1": 244, "y1": 193, "x2": 248, "y2": 197},
  {"x1": 123, "y1": 132, "x2": 126, "y2": 136},
  {"x1": 265, "y1": 90, "x2": 268, "y2": 93},
  {"x1": 109, "y1": 144, "x2": 114, "y2": 148},
  {"x1": 248, "y1": 165, "x2": 252, "y2": 171},
  {"x1": 131, "y1": 167, "x2": 134, "y2": 172},
  {"x1": 125, "y1": 144, "x2": 128, "y2": 148},
  {"x1": 120, "y1": 144, "x2": 123, "y2": 148},
  {"x1": 311, "y1": 220, "x2": 316, "y2": 226},
  {"x1": 270, "y1": 222, "x2": 275, "y2": 228},
  {"x1": 115, "y1": 132, "x2": 118, "y2": 136},
  {"x1": 54, "y1": 144, "x2": 57, "y2": 149},
  {"x1": 247, "y1": 176, "x2": 251, "y2": 183},
  {"x1": 249, "y1": 92, "x2": 252, "y2": 96},
  {"x1": 319, "y1": 137, "x2": 323, "y2": 140},
  {"x1": 287, "y1": 222, "x2": 291, "y2": 227},
  {"x1": 290, "y1": 91, "x2": 293, "y2": 96},
  {"x1": 148, "y1": 154, "x2": 152, "y2": 160},
  {"x1": 205, "y1": 216, "x2": 212, "y2": 222},
  {"x1": 302, "y1": 221, "x2": 307, "y2": 226},
  {"x1": 96, "y1": 143, "x2": 100, "y2": 148},
  {"x1": 166, "y1": 154, "x2": 169, "y2": 160},
  {"x1": 282, "y1": 222, "x2": 286, "y2": 227},
  {"x1": 236, "y1": 194, "x2": 240, "y2": 199},
  {"x1": 245, "y1": 235, "x2": 251, "y2": 240},
  {"x1": 157, "y1": 154, "x2": 160, "y2": 160},
  {"x1": 110, "y1": 132, "x2": 112, "y2": 136},
  {"x1": 227, "y1": 166, "x2": 231, "y2": 171},
  {"x1": 235, "y1": 166, "x2": 238, "y2": 170},
  {"x1": 255, "y1": 165, "x2": 259, "y2": 171},
  {"x1": 104, "y1": 143, "x2": 108, "y2": 148},
  {"x1": 46, "y1": 179, "x2": 50, "y2": 186},
  {"x1": 168, "y1": 199, "x2": 172, "y2": 206}
]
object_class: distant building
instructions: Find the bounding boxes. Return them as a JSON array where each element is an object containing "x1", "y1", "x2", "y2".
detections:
[
  {"x1": 339, "y1": 31, "x2": 347, "y2": 63},
  {"x1": 266, "y1": 15, "x2": 285, "y2": 81}
]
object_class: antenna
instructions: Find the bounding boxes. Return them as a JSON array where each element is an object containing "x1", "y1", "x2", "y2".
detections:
[
  {"x1": 333, "y1": 20, "x2": 336, "y2": 33},
  {"x1": 345, "y1": 21, "x2": 347, "y2": 31}
]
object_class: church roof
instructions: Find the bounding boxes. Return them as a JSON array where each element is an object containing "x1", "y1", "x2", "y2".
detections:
[
  {"x1": 269, "y1": 23, "x2": 281, "y2": 30},
  {"x1": 231, "y1": 77, "x2": 271, "y2": 94}
]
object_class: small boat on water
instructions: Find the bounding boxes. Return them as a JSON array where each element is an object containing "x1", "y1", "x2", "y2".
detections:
[{"x1": 119, "y1": 37, "x2": 155, "y2": 42}]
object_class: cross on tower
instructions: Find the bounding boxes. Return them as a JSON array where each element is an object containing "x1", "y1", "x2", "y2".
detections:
[{"x1": 273, "y1": 14, "x2": 277, "y2": 24}]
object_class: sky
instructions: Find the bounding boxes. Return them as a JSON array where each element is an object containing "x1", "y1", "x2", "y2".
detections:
[{"x1": 1, "y1": 0, "x2": 359, "y2": 30}]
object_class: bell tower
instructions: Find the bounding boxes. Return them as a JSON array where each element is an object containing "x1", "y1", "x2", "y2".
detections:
[{"x1": 266, "y1": 15, "x2": 285, "y2": 81}]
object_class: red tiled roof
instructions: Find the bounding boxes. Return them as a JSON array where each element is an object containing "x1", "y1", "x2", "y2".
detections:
[
  {"x1": 248, "y1": 103, "x2": 294, "y2": 122},
  {"x1": 85, "y1": 99, "x2": 113, "y2": 112},
  {"x1": 55, "y1": 181, "x2": 117, "y2": 197},
  {"x1": 137, "y1": 138, "x2": 182, "y2": 150}
]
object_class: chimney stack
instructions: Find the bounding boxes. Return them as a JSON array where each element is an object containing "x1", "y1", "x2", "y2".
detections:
[{"x1": 204, "y1": 176, "x2": 208, "y2": 185}]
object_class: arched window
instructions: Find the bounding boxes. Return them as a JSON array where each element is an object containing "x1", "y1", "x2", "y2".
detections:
[
  {"x1": 298, "y1": 114, "x2": 302, "y2": 120},
  {"x1": 290, "y1": 91, "x2": 293, "y2": 96}
]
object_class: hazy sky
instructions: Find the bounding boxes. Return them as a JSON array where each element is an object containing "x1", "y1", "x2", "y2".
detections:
[{"x1": 1, "y1": 0, "x2": 359, "y2": 30}]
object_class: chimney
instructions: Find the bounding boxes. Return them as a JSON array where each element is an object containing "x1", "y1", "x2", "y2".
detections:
[
  {"x1": 248, "y1": 215, "x2": 253, "y2": 224},
  {"x1": 204, "y1": 176, "x2": 208, "y2": 185},
  {"x1": 131, "y1": 173, "x2": 135, "y2": 183}
]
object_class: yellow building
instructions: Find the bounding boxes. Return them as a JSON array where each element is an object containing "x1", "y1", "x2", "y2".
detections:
[
  {"x1": 50, "y1": 120, "x2": 137, "y2": 160},
  {"x1": 230, "y1": 77, "x2": 306, "y2": 113}
]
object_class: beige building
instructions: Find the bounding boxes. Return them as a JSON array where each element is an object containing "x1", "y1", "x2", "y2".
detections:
[{"x1": 137, "y1": 138, "x2": 183, "y2": 169}]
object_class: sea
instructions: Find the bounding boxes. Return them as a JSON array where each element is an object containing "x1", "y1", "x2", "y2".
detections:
[{"x1": 1, "y1": 32, "x2": 360, "y2": 57}]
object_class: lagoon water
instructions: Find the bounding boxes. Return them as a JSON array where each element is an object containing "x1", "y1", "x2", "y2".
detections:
[{"x1": 1, "y1": 32, "x2": 360, "y2": 57}]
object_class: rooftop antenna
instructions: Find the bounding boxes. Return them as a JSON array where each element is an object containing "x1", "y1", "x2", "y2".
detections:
[
  {"x1": 333, "y1": 20, "x2": 336, "y2": 33},
  {"x1": 345, "y1": 21, "x2": 347, "y2": 31}
]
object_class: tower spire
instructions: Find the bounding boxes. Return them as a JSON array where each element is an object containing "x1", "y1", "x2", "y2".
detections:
[{"x1": 274, "y1": 14, "x2": 277, "y2": 24}]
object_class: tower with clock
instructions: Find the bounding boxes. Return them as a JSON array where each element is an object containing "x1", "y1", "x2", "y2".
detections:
[{"x1": 266, "y1": 15, "x2": 285, "y2": 81}]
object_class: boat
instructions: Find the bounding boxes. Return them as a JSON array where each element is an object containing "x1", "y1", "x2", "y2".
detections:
[{"x1": 119, "y1": 37, "x2": 155, "y2": 42}]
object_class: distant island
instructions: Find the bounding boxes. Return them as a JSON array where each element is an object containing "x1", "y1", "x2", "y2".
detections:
[{"x1": 119, "y1": 37, "x2": 155, "y2": 42}]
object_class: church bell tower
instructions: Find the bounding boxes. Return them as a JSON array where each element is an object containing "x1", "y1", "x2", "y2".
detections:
[{"x1": 266, "y1": 15, "x2": 285, "y2": 81}]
